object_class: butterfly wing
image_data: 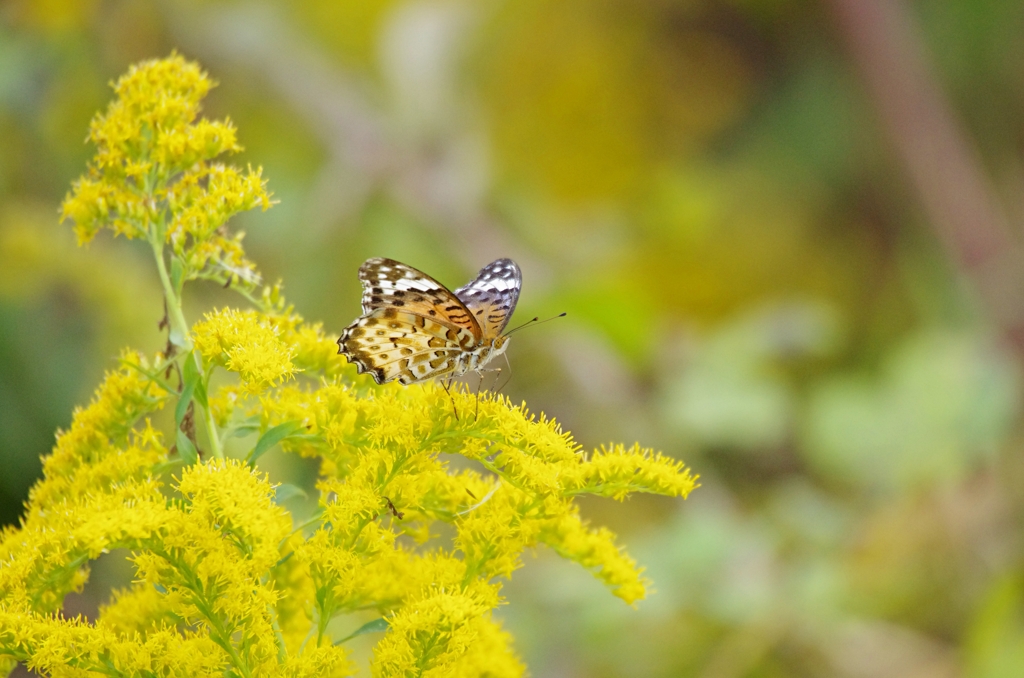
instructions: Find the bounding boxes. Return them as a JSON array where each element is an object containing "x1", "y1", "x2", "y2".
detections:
[
  {"x1": 357, "y1": 258, "x2": 482, "y2": 339},
  {"x1": 338, "y1": 258, "x2": 482, "y2": 384},
  {"x1": 454, "y1": 258, "x2": 522, "y2": 339},
  {"x1": 339, "y1": 308, "x2": 472, "y2": 384}
]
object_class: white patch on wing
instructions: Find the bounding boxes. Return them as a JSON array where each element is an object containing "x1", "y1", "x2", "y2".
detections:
[
  {"x1": 392, "y1": 278, "x2": 440, "y2": 292},
  {"x1": 453, "y1": 258, "x2": 522, "y2": 338}
]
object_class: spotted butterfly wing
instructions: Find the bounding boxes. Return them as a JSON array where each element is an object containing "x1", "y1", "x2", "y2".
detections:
[
  {"x1": 454, "y1": 258, "x2": 522, "y2": 340},
  {"x1": 356, "y1": 258, "x2": 482, "y2": 337},
  {"x1": 338, "y1": 258, "x2": 482, "y2": 384}
]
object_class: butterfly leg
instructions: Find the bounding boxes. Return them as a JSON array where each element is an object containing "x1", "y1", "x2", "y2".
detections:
[
  {"x1": 441, "y1": 377, "x2": 460, "y2": 421},
  {"x1": 493, "y1": 353, "x2": 513, "y2": 395},
  {"x1": 474, "y1": 371, "x2": 484, "y2": 421}
]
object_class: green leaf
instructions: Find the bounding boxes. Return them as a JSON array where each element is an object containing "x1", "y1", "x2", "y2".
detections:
[
  {"x1": 170, "y1": 256, "x2": 184, "y2": 294},
  {"x1": 334, "y1": 618, "x2": 389, "y2": 645},
  {"x1": 152, "y1": 457, "x2": 186, "y2": 475},
  {"x1": 175, "y1": 377, "x2": 197, "y2": 426},
  {"x1": 182, "y1": 354, "x2": 208, "y2": 409},
  {"x1": 273, "y1": 484, "x2": 308, "y2": 504},
  {"x1": 248, "y1": 421, "x2": 306, "y2": 466},
  {"x1": 229, "y1": 415, "x2": 262, "y2": 438},
  {"x1": 169, "y1": 327, "x2": 188, "y2": 349},
  {"x1": 232, "y1": 424, "x2": 262, "y2": 438},
  {"x1": 176, "y1": 429, "x2": 198, "y2": 465}
]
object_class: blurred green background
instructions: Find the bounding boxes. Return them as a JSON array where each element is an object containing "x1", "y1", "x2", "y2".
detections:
[{"x1": 4, "y1": 0, "x2": 1024, "y2": 675}]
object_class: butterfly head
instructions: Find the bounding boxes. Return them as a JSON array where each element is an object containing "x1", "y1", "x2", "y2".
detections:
[
  {"x1": 459, "y1": 334, "x2": 509, "y2": 376},
  {"x1": 491, "y1": 334, "x2": 510, "y2": 354}
]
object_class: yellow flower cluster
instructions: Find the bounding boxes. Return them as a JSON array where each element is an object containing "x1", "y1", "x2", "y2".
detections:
[
  {"x1": 1, "y1": 448, "x2": 350, "y2": 677},
  {"x1": 193, "y1": 308, "x2": 297, "y2": 393},
  {"x1": 60, "y1": 52, "x2": 271, "y2": 290},
  {"x1": 265, "y1": 379, "x2": 695, "y2": 610},
  {"x1": 2, "y1": 54, "x2": 699, "y2": 678}
]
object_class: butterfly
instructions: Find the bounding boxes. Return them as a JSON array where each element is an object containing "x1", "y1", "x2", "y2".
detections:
[{"x1": 337, "y1": 258, "x2": 522, "y2": 385}]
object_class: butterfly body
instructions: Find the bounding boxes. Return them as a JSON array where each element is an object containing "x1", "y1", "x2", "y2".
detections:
[
  {"x1": 457, "y1": 334, "x2": 509, "y2": 376},
  {"x1": 337, "y1": 258, "x2": 521, "y2": 385}
]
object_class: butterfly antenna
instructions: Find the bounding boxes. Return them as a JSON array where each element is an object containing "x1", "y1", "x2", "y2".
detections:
[{"x1": 504, "y1": 312, "x2": 567, "y2": 336}]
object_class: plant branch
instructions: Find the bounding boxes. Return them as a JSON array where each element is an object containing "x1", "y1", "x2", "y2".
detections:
[
  {"x1": 830, "y1": 0, "x2": 1024, "y2": 354},
  {"x1": 150, "y1": 234, "x2": 192, "y2": 351},
  {"x1": 149, "y1": 231, "x2": 225, "y2": 459}
]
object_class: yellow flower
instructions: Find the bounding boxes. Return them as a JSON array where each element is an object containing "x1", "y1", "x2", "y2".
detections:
[
  {"x1": 60, "y1": 52, "x2": 271, "y2": 291},
  {"x1": 372, "y1": 584, "x2": 508, "y2": 677},
  {"x1": 192, "y1": 307, "x2": 296, "y2": 393}
]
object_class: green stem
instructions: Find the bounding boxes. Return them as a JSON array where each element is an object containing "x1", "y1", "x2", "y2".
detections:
[
  {"x1": 289, "y1": 508, "x2": 326, "y2": 538},
  {"x1": 269, "y1": 602, "x2": 288, "y2": 663},
  {"x1": 159, "y1": 549, "x2": 252, "y2": 678},
  {"x1": 201, "y1": 385, "x2": 225, "y2": 460},
  {"x1": 150, "y1": 235, "x2": 191, "y2": 350},
  {"x1": 149, "y1": 232, "x2": 224, "y2": 460}
]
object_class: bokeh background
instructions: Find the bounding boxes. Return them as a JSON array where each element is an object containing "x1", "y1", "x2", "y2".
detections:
[{"x1": 4, "y1": 1, "x2": 1024, "y2": 676}]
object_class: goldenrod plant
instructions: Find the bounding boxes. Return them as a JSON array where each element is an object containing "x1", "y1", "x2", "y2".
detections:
[{"x1": 0, "y1": 54, "x2": 697, "y2": 678}]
